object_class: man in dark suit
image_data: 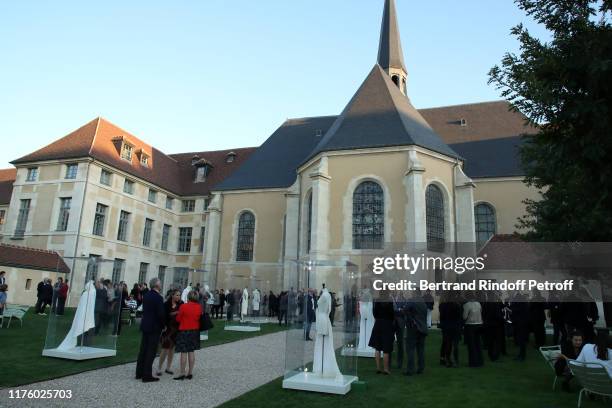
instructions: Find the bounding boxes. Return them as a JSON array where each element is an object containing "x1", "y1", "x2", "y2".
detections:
[
  {"x1": 135, "y1": 277, "x2": 165, "y2": 383},
  {"x1": 404, "y1": 291, "x2": 428, "y2": 376}
]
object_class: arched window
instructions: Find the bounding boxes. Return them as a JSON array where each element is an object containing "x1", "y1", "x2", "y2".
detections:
[
  {"x1": 236, "y1": 211, "x2": 255, "y2": 261},
  {"x1": 474, "y1": 203, "x2": 496, "y2": 247},
  {"x1": 353, "y1": 181, "x2": 384, "y2": 249},
  {"x1": 392, "y1": 75, "x2": 400, "y2": 87},
  {"x1": 307, "y1": 192, "x2": 313, "y2": 253},
  {"x1": 426, "y1": 184, "x2": 445, "y2": 251}
]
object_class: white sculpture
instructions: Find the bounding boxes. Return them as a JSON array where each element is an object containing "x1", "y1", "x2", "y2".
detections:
[
  {"x1": 313, "y1": 288, "x2": 341, "y2": 379},
  {"x1": 252, "y1": 288, "x2": 261, "y2": 315},
  {"x1": 57, "y1": 281, "x2": 97, "y2": 350},
  {"x1": 241, "y1": 288, "x2": 249, "y2": 321},
  {"x1": 357, "y1": 289, "x2": 375, "y2": 352},
  {"x1": 181, "y1": 284, "x2": 192, "y2": 303}
]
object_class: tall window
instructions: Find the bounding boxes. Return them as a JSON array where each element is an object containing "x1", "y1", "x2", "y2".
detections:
[
  {"x1": 85, "y1": 255, "x2": 101, "y2": 282},
  {"x1": 100, "y1": 169, "x2": 112, "y2": 186},
  {"x1": 165, "y1": 196, "x2": 173, "y2": 210},
  {"x1": 173, "y1": 267, "x2": 189, "y2": 289},
  {"x1": 112, "y1": 258, "x2": 125, "y2": 284},
  {"x1": 178, "y1": 227, "x2": 192, "y2": 253},
  {"x1": 138, "y1": 262, "x2": 149, "y2": 284},
  {"x1": 123, "y1": 179, "x2": 134, "y2": 194},
  {"x1": 148, "y1": 189, "x2": 157, "y2": 203},
  {"x1": 14, "y1": 199, "x2": 31, "y2": 238},
  {"x1": 236, "y1": 211, "x2": 255, "y2": 261},
  {"x1": 65, "y1": 163, "x2": 78, "y2": 179},
  {"x1": 143, "y1": 218, "x2": 153, "y2": 247},
  {"x1": 182, "y1": 200, "x2": 195, "y2": 212},
  {"x1": 161, "y1": 224, "x2": 171, "y2": 251},
  {"x1": 199, "y1": 226, "x2": 206, "y2": 253},
  {"x1": 117, "y1": 210, "x2": 130, "y2": 241},
  {"x1": 307, "y1": 192, "x2": 313, "y2": 253},
  {"x1": 158, "y1": 265, "x2": 167, "y2": 291},
  {"x1": 26, "y1": 167, "x2": 38, "y2": 182},
  {"x1": 56, "y1": 197, "x2": 71, "y2": 231},
  {"x1": 426, "y1": 184, "x2": 445, "y2": 251},
  {"x1": 0, "y1": 209, "x2": 5, "y2": 225},
  {"x1": 475, "y1": 203, "x2": 496, "y2": 247},
  {"x1": 352, "y1": 181, "x2": 384, "y2": 250},
  {"x1": 120, "y1": 143, "x2": 133, "y2": 161},
  {"x1": 92, "y1": 203, "x2": 107, "y2": 236}
]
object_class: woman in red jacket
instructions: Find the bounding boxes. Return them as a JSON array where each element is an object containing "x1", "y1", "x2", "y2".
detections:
[{"x1": 173, "y1": 290, "x2": 202, "y2": 380}]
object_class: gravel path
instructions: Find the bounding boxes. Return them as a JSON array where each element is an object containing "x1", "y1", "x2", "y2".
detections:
[{"x1": 1, "y1": 331, "x2": 287, "y2": 408}]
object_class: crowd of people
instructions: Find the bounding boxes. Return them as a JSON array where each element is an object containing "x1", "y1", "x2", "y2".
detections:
[{"x1": 366, "y1": 288, "x2": 611, "y2": 399}]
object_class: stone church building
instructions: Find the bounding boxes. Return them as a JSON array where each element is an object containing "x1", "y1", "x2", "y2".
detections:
[{"x1": 0, "y1": 0, "x2": 539, "y2": 302}]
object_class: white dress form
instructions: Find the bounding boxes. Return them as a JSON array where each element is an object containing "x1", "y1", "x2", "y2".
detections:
[
  {"x1": 252, "y1": 289, "x2": 261, "y2": 312},
  {"x1": 313, "y1": 289, "x2": 341, "y2": 379},
  {"x1": 357, "y1": 289, "x2": 375, "y2": 351},
  {"x1": 241, "y1": 288, "x2": 249, "y2": 321},
  {"x1": 57, "y1": 281, "x2": 96, "y2": 350}
]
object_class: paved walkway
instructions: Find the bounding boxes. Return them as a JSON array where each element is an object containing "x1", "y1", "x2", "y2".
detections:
[{"x1": 1, "y1": 331, "x2": 287, "y2": 408}]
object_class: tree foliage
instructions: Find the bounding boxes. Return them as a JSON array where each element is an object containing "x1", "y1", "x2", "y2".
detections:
[{"x1": 489, "y1": 0, "x2": 612, "y2": 241}]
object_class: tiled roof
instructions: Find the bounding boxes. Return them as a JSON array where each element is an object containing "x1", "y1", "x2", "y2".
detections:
[
  {"x1": 11, "y1": 118, "x2": 256, "y2": 197},
  {"x1": 307, "y1": 64, "x2": 461, "y2": 162},
  {"x1": 420, "y1": 101, "x2": 537, "y2": 144},
  {"x1": 0, "y1": 243, "x2": 70, "y2": 273},
  {"x1": 0, "y1": 168, "x2": 16, "y2": 205},
  {"x1": 450, "y1": 136, "x2": 527, "y2": 178}
]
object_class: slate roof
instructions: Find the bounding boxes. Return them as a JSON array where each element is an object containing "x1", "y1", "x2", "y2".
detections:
[
  {"x1": 0, "y1": 169, "x2": 16, "y2": 205},
  {"x1": 0, "y1": 243, "x2": 70, "y2": 273},
  {"x1": 450, "y1": 136, "x2": 527, "y2": 178},
  {"x1": 307, "y1": 64, "x2": 460, "y2": 161},
  {"x1": 214, "y1": 116, "x2": 338, "y2": 191},
  {"x1": 378, "y1": 0, "x2": 407, "y2": 73},
  {"x1": 11, "y1": 118, "x2": 256, "y2": 197}
]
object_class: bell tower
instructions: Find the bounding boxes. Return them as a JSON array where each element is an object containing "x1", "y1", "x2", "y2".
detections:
[{"x1": 377, "y1": 0, "x2": 408, "y2": 95}]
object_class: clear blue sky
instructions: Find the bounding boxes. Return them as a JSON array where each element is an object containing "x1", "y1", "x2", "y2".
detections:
[{"x1": 0, "y1": 0, "x2": 549, "y2": 168}]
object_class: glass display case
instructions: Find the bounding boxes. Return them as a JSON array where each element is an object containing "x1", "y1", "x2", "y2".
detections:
[
  {"x1": 341, "y1": 273, "x2": 376, "y2": 358},
  {"x1": 282, "y1": 258, "x2": 359, "y2": 395},
  {"x1": 221, "y1": 264, "x2": 282, "y2": 332},
  {"x1": 43, "y1": 257, "x2": 120, "y2": 360}
]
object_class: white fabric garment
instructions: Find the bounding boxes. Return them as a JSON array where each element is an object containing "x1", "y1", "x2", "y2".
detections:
[
  {"x1": 252, "y1": 289, "x2": 261, "y2": 311},
  {"x1": 313, "y1": 289, "x2": 341, "y2": 379},
  {"x1": 241, "y1": 288, "x2": 249, "y2": 318},
  {"x1": 57, "y1": 281, "x2": 97, "y2": 350},
  {"x1": 357, "y1": 301, "x2": 375, "y2": 351},
  {"x1": 205, "y1": 285, "x2": 214, "y2": 305},
  {"x1": 181, "y1": 286, "x2": 192, "y2": 303},
  {"x1": 576, "y1": 344, "x2": 612, "y2": 377}
]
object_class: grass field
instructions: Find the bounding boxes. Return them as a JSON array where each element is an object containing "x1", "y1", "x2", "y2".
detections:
[
  {"x1": 220, "y1": 330, "x2": 608, "y2": 408},
  {"x1": 0, "y1": 309, "x2": 285, "y2": 388}
]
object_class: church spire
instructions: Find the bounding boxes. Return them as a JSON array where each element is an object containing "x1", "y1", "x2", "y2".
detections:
[{"x1": 377, "y1": 0, "x2": 408, "y2": 95}]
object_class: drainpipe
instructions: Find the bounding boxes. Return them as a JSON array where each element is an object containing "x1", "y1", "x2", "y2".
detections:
[
  {"x1": 213, "y1": 194, "x2": 224, "y2": 289},
  {"x1": 67, "y1": 159, "x2": 92, "y2": 306}
]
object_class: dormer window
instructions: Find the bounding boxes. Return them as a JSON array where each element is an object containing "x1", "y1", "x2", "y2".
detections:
[
  {"x1": 192, "y1": 158, "x2": 213, "y2": 183},
  {"x1": 460, "y1": 118, "x2": 467, "y2": 127},
  {"x1": 120, "y1": 142, "x2": 133, "y2": 161},
  {"x1": 191, "y1": 155, "x2": 200, "y2": 165},
  {"x1": 140, "y1": 153, "x2": 149, "y2": 167},
  {"x1": 225, "y1": 152, "x2": 236, "y2": 163}
]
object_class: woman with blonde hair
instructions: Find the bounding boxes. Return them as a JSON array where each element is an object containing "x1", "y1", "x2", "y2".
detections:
[{"x1": 174, "y1": 290, "x2": 202, "y2": 380}]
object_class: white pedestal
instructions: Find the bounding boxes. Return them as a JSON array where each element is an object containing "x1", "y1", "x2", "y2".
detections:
[
  {"x1": 200, "y1": 333, "x2": 208, "y2": 341},
  {"x1": 224, "y1": 325, "x2": 261, "y2": 332},
  {"x1": 341, "y1": 346, "x2": 376, "y2": 358},
  {"x1": 282, "y1": 372, "x2": 358, "y2": 395},
  {"x1": 42, "y1": 347, "x2": 116, "y2": 360}
]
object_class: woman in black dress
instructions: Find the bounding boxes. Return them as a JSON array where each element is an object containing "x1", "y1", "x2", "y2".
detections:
[
  {"x1": 369, "y1": 291, "x2": 395, "y2": 375},
  {"x1": 157, "y1": 290, "x2": 182, "y2": 376}
]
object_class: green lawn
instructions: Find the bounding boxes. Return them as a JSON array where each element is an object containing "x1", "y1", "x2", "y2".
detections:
[
  {"x1": 221, "y1": 331, "x2": 608, "y2": 408},
  {"x1": 0, "y1": 309, "x2": 285, "y2": 388}
]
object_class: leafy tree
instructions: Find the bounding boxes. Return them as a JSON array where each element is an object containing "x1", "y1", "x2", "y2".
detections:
[{"x1": 488, "y1": 0, "x2": 612, "y2": 241}]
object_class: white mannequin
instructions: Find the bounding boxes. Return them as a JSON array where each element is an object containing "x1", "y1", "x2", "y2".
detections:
[
  {"x1": 313, "y1": 287, "x2": 341, "y2": 379},
  {"x1": 357, "y1": 288, "x2": 375, "y2": 352},
  {"x1": 58, "y1": 281, "x2": 96, "y2": 350},
  {"x1": 241, "y1": 288, "x2": 249, "y2": 321},
  {"x1": 181, "y1": 284, "x2": 192, "y2": 303},
  {"x1": 252, "y1": 288, "x2": 261, "y2": 315}
]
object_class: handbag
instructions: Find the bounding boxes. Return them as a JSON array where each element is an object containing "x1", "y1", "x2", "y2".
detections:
[{"x1": 200, "y1": 312, "x2": 214, "y2": 331}]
